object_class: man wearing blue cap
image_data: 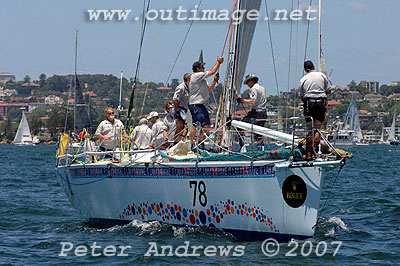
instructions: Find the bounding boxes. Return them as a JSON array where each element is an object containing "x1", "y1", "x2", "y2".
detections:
[
  {"x1": 188, "y1": 57, "x2": 224, "y2": 145},
  {"x1": 299, "y1": 60, "x2": 331, "y2": 157}
]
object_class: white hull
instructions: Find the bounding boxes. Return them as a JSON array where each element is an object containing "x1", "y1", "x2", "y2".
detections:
[{"x1": 56, "y1": 159, "x2": 340, "y2": 241}]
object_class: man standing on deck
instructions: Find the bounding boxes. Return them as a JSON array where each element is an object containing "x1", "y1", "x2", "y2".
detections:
[
  {"x1": 188, "y1": 57, "x2": 223, "y2": 146},
  {"x1": 172, "y1": 73, "x2": 191, "y2": 144},
  {"x1": 95, "y1": 107, "x2": 125, "y2": 157},
  {"x1": 299, "y1": 60, "x2": 331, "y2": 157},
  {"x1": 131, "y1": 118, "x2": 152, "y2": 150},
  {"x1": 237, "y1": 74, "x2": 268, "y2": 148}
]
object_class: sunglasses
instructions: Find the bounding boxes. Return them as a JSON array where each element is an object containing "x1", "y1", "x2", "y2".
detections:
[{"x1": 107, "y1": 112, "x2": 114, "y2": 115}]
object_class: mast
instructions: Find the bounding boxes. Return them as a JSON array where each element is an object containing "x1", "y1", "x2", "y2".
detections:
[
  {"x1": 318, "y1": 0, "x2": 322, "y2": 71},
  {"x1": 74, "y1": 30, "x2": 78, "y2": 132},
  {"x1": 215, "y1": 0, "x2": 261, "y2": 149},
  {"x1": 118, "y1": 71, "x2": 123, "y2": 111}
]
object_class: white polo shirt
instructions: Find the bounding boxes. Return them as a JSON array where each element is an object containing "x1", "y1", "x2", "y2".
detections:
[
  {"x1": 299, "y1": 71, "x2": 331, "y2": 99},
  {"x1": 189, "y1": 71, "x2": 209, "y2": 105},
  {"x1": 95, "y1": 119, "x2": 124, "y2": 149}
]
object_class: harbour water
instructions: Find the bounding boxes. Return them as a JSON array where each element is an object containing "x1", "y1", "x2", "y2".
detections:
[{"x1": 0, "y1": 144, "x2": 399, "y2": 265}]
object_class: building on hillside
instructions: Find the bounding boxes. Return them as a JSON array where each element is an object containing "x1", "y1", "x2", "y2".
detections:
[
  {"x1": 364, "y1": 94, "x2": 385, "y2": 103},
  {"x1": 10, "y1": 95, "x2": 33, "y2": 102},
  {"x1": 21, "y1": 83, "x2": 40, "y2": 88},
  {"x1": 391, "y1": 81, "x2": 400, "y2": 87},
  {"x1": 388, "y1": 93, "x2": 400, "y2": 101},
  {"x1": 28, "y1": 102, "x2": 47, "y2": 112},
  {"x1": 357, "y1": 110, "x2": 372, "y2": 123},
  {"x1": 83, "y1": 91, "x2": 97, "y2": 98},
  {"x1": 332, "y1": 86, "x2": 359, "y2": 100},
  {"x1": 0, "y1": 72, "x2": 16, "y2": 84},
  {"x1": 0, "y1": 102, "x2": 29, "y2": 119},
  {"x1": 45, "y1": 95, "x2": 64, "y2": 105},
  {"x1": 360, "y1": 81, "x2": 379, "y2": 93},
  {"x1": 157, "y1": 86, "x2": 172, "y2": 91},
  {"x1": 327, "y1": 100, "x2": 341, "y2": 110}
]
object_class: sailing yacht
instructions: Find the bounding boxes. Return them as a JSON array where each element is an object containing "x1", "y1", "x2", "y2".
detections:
[
  {"x1": 328, "y1": 95, "x2": 366, "y2": 146},
  {"x1": 388, "y1": 104, "x2": 399, "y2": 145},
  {"x1": 13, "y1": 111, "x2": 34, "y2": 145},
  {"x1": 55, "y1": 1, "x2": 350, "y2": 242}
]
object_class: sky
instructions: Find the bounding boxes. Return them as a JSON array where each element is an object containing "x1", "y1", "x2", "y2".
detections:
[{"x1": 1, "y1": 0, "x2": 400, "y2": 96}]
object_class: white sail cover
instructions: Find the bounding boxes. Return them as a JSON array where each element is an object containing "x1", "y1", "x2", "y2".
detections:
[
  {"x1": 388, "y1": 105, "x2": 396, "y2": 141},
  {"x1": 13, "y1": 111, "x2": 33, "y2": 144},
  {"x1": 232, "y1": 120, "x2": 299, "y2": 144}
]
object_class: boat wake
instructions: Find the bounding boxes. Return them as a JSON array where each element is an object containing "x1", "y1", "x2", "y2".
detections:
[{"x1": 318, "y1": 216, "x2": 350, "y2": 236}]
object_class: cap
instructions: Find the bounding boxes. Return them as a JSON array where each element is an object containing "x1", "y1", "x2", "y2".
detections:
[
  {"x1": 147, "y1": 111, "x2": 159, "y2": 120},
  {"x1": 192, "y1": 61, "x2": 206, "y2": 72},
  {"x1": 243, "y1": 74, "x2": 259, "y2": 85},
  {"x1": 139, "y1": 118, "x2": 148, "y2": 125},
  {"x1": 304, "y1": 60, "x2": 314, "y2": 70}
]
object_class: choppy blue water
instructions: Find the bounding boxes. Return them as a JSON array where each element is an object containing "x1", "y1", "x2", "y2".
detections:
[{"x1": 0, "y1": 144, "x2": 399, "y2": 265}]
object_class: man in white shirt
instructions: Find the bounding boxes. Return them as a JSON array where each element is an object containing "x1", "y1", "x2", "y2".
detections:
[
  {"x1": 188, "y1": 57, "x2": 223, "y2": 145},
  {"x1": 148, "y1": 111, "x2": 165, "y2": 149},
  {"x1": 131, "y1": 118, "x2": 152, "y2": 150},
  {"x1": 237, "y1": 74, "x2": 268, "y2": 147},
  {"x1": 172, "y1": 73, "x2": 190, "y2": 143},
  {"x1": 95, "y1": 107, "x2": 125, "y2": 157},
  {"x1": 299, "y1": 60, "x2": 331, "y2": 157}
]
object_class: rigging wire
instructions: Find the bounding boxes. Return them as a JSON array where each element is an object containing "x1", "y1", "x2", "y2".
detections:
[
  {"x1": 303, "y1": 0, "x2": 313, "y2": 75},
  {"x1": 164, "y1": 0, "x2": 204, "y2": 86},
  {"x1": 293, "y1": 0, "x2": 300, "y2": 118},
  {"x1": 287, "y1": 0, "x2": 294, "y2": 92},
  {"x1": 127, "y1": 0, "x2": 151, "y2": 123},
  {"x1": 140, "y1": 0, "x2": 167, "y2": 116},
  {"x1": 264, "y1": 0, "x2": 279, "y2": 96}
]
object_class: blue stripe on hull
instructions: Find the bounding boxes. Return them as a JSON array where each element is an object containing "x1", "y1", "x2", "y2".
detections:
[{"x1": 87, "y1": 218, "x2": 310, "y2": 242}]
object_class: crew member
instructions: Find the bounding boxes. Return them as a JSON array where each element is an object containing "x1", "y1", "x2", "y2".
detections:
[
  {"x1": 172, "y1": 73, "x2": 191, "y2": 143},
  {"x1": 237, "y1": 74, "x2": 268, "y2": 147},
  {"x1": 162, "y1": 101, "x2": 177, "y2": 147},
  {"x1": 95, "y1": 107, "x2": 125, "y2": 158},
  {"x1": 131, "y1": 118, "x2": 152, "y2": 150},
  {"x1": 188, "y1": 57, "x2": 224, "y2": 145},
  {"x1": 299, "y1": 60, "x2": 331, "y2": 157},
  {"x1": 148, "y1": 111, "x2": 164, "y2": 149}
]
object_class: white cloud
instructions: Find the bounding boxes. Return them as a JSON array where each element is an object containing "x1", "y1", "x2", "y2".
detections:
[{"x1": 346, "y1": 1, "x2": 370, "y2": 12}]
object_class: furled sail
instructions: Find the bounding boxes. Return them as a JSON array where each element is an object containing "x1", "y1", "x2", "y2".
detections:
[
  {"x1": 215, "y1": 0, "x2": 261, "y2": 148},
  {"x1": 74, "y1": 75, "x2": 91, "y2": 133},
  {"x1": 13, "y1": 111, "x2": 33, "y2": 144}
]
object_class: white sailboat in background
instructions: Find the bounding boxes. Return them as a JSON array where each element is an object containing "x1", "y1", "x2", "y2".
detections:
[
  {"x1": 13, "y1": 110, "x2": 35, "y2": 145},
  {"x1": 329, "y1": 95, "x2": 366, "y2": 146},
  {"x1": 388, "y1": 104, "x2": 399, "y2": 145}
]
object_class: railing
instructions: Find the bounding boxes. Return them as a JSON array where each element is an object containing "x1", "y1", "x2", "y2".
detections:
[{"x1": 56, "y1": 117, "x2": 346, "y2": 167}]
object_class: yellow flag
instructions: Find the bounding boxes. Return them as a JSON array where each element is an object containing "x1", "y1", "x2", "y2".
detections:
[{"x1": 56, "y1": 133, "x2": 69, "y2": 157}]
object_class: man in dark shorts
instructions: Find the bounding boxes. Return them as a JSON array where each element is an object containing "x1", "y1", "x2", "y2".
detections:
[
  {"x1": 188, "y1": 57, "x2": 223, "y2": 145},
  {"x1": 172, "y1": 73, "x2": 191, "y2": 143},
  {"x1": 299, "y1": 60, "x2": 331, "y2": 157},
  {"x1": 237, "y1": 74, "x2": 268, "y2": 149}
]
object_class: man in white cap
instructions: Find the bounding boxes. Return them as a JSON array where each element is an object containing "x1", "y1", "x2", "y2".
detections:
[
  {"x1": 131, "y1": 118, "x2": 152, "y2": 150},
  {"x1": 237, "y1": 74, "x2": 268, "y2": 147},
  {"x1": 148, "y1": 111, "x2": 165, "y2": 149},
  {"x1": 188, "y1": 56, "x2": 224, "y2": 145}
]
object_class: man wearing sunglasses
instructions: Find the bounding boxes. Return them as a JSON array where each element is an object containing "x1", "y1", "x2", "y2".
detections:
[{"x1": 95, "y1": 107, "x2": 125, "y2": 157}]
